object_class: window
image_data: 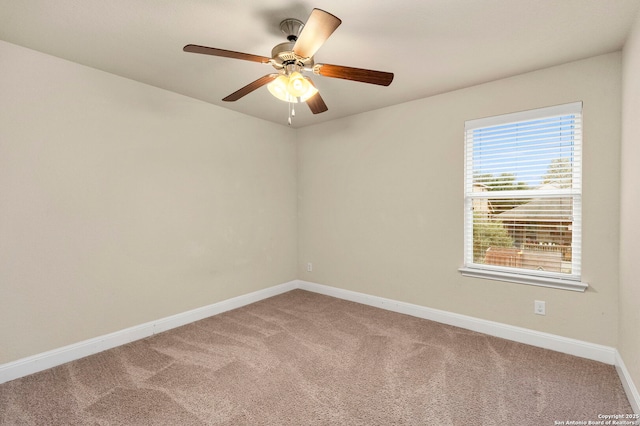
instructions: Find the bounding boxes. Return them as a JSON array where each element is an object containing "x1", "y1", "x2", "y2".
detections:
[{"x1": 460, "y1": 102, "x2": 587, "y2": 291}]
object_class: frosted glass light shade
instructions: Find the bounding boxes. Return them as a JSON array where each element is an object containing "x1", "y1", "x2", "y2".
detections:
[
  {"x1": 287, "y1": 72, "x2": 308, "y2": 97},
  {"x1": 267, "y1": 73, "x2": 318, "y2": 103},
  {"x1": 267, "y1": 75, "x2": 291, "y2": 102}
]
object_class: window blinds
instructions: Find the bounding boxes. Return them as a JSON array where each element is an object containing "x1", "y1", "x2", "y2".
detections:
[{"x1": 464, "y1": 102, "x2": 582, "y2": 282}]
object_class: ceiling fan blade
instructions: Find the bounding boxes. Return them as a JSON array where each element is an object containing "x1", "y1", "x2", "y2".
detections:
[
  {"x1": 293, "y1": 9, "x2": 342, "y2": 59},
  {"x1": 306, "y1": 93, "x2": 328, "y2": 114},
  {"x1": 223, "y1": 74, "x2": 278, "y2": 102},
  {"x1": 305, "y1": 78, "x2": 328, "y2": 114},
  {"x1": 314, "y1": 63, "x2": 394, "y2": 86},
  {"x1": 183, "y1": 44, "x2": 271, "y2": 64}
]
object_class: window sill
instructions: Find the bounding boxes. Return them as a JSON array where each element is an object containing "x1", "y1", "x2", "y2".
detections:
[{"x1": 458, "y1": 267, "x2": 588, "y2": 292}]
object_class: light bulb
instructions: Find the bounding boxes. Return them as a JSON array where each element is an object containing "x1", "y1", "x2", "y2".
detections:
[{"x1": 287, "y1": 72, "x2": 309, "y2": 98}]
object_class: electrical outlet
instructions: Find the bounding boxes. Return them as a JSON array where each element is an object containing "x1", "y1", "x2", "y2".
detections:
[
  {"x1": 307, "y1": 262, "x2": 313, "y2": 272},
  {"x1": 534, "y1": 300, "x2": 546, "y2": 315}
]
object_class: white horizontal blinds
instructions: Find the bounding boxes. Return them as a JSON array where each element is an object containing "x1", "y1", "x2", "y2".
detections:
[{"x1": 464, "y1": 102, "x2": 582, "y2": 280}]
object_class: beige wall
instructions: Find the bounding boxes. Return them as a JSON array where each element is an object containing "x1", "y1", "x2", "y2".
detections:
[
  {"x1": 298, "y1": 53, "x2": 622, "y2": 346},
  {"x1": 620, "y1": 11, "x2": 640, "y2": 399},
  {"x1": 0, "y1": 37, "x2": 631, "y2": 370},
  {"x1": 0, "y1": 41, "x2": 298, "y2": 364}
]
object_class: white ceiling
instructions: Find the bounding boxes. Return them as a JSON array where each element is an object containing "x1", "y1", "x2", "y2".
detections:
[{"x1": 1, "y1": 0, "x2": 639, "y2": 128}]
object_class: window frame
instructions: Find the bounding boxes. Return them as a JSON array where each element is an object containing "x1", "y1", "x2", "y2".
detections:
[{"x1": 459, "y1": 102, "x2": 588, "y2": 292}]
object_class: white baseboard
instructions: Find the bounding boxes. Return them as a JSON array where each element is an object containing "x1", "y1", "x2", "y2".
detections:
[
  {"x1": 2, "y1": 278, "x2": 638, "y2": 415},
  {"x1": 297, "y1": 280, "x2": 640, "y2": 413},
  {"x1": 0, "y1": 280, "x2": 297, "y2": 384},
  {"x1": 296, "y1": 280, "x2": 617, "y2": 364},
  {"x1": 616, "y1": 350, "x2": 640, "y2": 414}
]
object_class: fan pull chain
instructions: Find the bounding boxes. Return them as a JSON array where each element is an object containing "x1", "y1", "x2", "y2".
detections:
[{"x1": 288, "y1": 101, "x2": 297, "y2": 126}]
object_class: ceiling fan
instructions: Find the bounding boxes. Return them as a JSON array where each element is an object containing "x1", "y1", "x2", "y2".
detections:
[{"x1": 183, "y1": 8, "x2": 394, "y2": 122}]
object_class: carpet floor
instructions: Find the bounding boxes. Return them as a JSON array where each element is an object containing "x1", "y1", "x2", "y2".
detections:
[{"x1": 0, "y1": 289, "x2": 633, "y2": 425}]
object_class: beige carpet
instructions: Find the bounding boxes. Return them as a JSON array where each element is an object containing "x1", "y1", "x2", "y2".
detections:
[{"x1": 0, "y1": 289, "x2": 632, "y2": 425}]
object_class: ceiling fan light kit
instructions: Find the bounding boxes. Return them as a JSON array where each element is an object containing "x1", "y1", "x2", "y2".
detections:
[
  {"x1": 183, "y1": 8, "x2": 394, "y2": 124},
  {"x1": 267, "y1": 68, "x2": 318, "y2": 103}
]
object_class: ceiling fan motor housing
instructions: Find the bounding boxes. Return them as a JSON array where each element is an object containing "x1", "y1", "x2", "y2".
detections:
[{"x1": 270, "y1": 41, "x2": 314, "y2": 71}]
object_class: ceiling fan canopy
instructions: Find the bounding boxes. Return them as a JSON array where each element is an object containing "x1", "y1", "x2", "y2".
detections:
[{"x1": 183, "y1": 8, "x2": 394, "y2": 120}]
